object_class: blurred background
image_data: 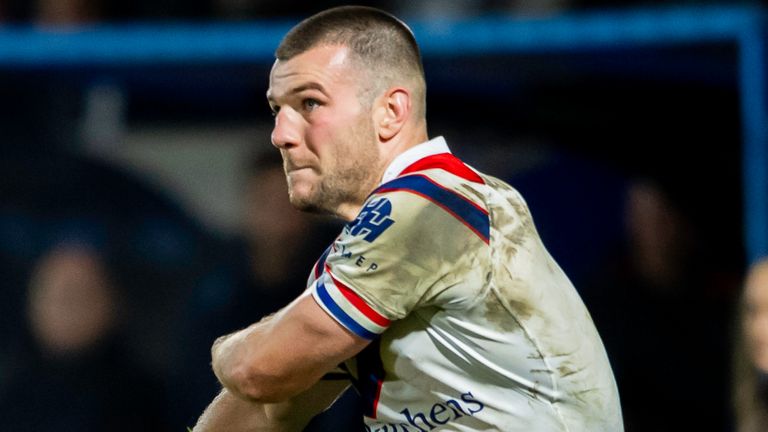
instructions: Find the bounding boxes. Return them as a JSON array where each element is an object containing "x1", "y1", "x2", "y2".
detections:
[{"x1": 0, "y1": 0, "x2": 765, "y2": 431}]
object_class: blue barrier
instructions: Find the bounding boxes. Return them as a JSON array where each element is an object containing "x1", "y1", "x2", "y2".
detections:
[{"x1": 0, "y1": 6, "x2": 760, "y2": 66}]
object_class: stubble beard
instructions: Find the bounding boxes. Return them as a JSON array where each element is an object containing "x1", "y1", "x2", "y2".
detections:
[{"x1": 287, "y1": 119, "x2": 381, "y2": 218}]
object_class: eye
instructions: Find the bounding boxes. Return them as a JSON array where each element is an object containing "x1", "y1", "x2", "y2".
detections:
[
  {"x1": 303, "y1": 98, "x2": 321, "y2": 112},
  {"x1": 270, "y1": 105, "x2": 280, "y2": 117}
]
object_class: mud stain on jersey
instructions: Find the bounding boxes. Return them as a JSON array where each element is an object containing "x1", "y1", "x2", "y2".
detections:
[
  {"x1": 483, "y1": 292, "x2": 529, "y2": 332},
  {"x1": 557, "y1": 363, "x2": 582, "y2": 379},
  {"x1": 494, "y1": 264, "x2": 536, "y2": 320},
  {"x1": 457, "y1": 183, "x2": 489, "y2": 208}
]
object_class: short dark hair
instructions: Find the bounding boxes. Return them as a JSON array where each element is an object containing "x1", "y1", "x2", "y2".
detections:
[{"x1": 276, "y1": 6, "x2": 426, "y2": 115}]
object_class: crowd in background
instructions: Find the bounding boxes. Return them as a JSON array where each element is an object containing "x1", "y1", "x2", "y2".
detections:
[{"x1": 0, "y1": 0, "x2": 761, "y2": 431}]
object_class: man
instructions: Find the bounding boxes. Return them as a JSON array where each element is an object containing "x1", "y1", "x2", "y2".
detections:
[{"x1": 194, "y1": 6, "x2": 622, "y2": 431}]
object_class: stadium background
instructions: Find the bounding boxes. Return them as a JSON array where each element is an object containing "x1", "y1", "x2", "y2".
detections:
[{"x1": 0, "y1": 0, "x2": 764, "y2": 430}]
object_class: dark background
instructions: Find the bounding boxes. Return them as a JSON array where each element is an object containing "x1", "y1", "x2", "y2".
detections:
[{"x1": 0, "y1": 1, "x2": 758, "y2": 431}]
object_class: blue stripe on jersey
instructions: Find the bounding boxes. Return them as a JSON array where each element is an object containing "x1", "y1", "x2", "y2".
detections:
[
  {"x1": 316, "y1": 279, "x2": 378, "y2": 340},
  {"x1": 377, "y1": 174, "x2": 490, "y2": 243}
]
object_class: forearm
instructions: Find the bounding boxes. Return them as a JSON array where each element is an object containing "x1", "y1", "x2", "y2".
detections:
[
  {"x1": 193, "y1": 381, "x2": 350, "y2": 432},
  {"x1": 211, "y1": 314, "x2": 277, "y2": 399},
  {"x1": 210, "y1": 294, "x2": 368, "y2": 403}
]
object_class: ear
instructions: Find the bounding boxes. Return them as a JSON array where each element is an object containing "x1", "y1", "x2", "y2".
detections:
[{"x1": 375, "y1": 87, "x2": 411, "y2": 141}]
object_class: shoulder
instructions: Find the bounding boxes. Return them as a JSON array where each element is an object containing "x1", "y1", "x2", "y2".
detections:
[
  {"x1": 369, "y1": 170, "x2": 491, "y2": 246},
  {"x1": 318, "y1": 171, "x2": 492, "y2": 320}
]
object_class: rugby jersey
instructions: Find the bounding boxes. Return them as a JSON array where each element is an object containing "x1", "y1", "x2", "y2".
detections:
[{"x1": 309, "y1": 137, "x2": 623, "y2": 431}]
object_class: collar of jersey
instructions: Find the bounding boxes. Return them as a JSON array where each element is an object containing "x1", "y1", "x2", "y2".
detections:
[{"x1": 379, "y1": 136, "x2": 450, "y2": 185}]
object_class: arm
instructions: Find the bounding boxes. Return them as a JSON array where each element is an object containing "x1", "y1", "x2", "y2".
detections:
[
  {"x1": 212, "y1": 292, "x2": 370, "y2": 403},
  {"x1": 193, "y1": 379, "x2": 351, "y2": 432}
]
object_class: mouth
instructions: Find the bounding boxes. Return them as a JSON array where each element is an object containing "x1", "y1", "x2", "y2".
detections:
[
  {"x1": 285, "y1": 161, "x2": 315, "y2": 173},
  {"x1": 287, "y1": 166, "x2": 312, "y2": 174}
]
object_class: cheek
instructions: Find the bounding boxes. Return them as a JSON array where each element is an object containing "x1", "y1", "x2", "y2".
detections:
[
  {"x1": 306, "y1": 109, "x2": 374, "y2": 167},
  {"x1": 306, "y1": 125, "x2": 343, "y2": 165},
  {"x1": 301, "y1": 123, "x2": 333, "y2": 165},
  {"x1": 305, "y1": 113, "x2": 336, "y2": 141}
]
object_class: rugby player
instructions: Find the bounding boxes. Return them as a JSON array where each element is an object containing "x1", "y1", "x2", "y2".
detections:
[{"x1": 194, "y1": 6, "x2": 622, "y2": 431}]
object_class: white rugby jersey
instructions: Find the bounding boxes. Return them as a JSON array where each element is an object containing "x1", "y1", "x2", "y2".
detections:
[{"x1": 309, "y1": 137, "x2": 623, "y2": 431}]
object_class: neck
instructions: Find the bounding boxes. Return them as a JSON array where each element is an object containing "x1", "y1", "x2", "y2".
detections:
[{"x1": 336, "y1": 203, "x2": 365, "y2": 222}]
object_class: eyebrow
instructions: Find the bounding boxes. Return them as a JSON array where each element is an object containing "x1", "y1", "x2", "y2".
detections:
[{"x1": 267, "y1": 82, "x2": 328, "y2": 103}]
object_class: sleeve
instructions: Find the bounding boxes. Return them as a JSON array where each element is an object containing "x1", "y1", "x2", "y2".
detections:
[{"x1": 311, "y1": 181, "x2": 491, "y2": 340}]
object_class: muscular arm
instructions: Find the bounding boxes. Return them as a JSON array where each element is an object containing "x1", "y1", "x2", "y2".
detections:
[
  {"x1": 193, "y1": 379, "x2": 350, "y2": 432},
  {"x1": 211, "y1": 292, "x2": 369, "y2": 402}
]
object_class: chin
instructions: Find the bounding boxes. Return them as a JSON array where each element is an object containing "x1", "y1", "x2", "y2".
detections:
[
  {"x1": 288, "y1": 188, "x2": 319, "y2": 213},
  {"x1": 288, "y1": 195, "x2": 313, "y2": 212},
  {"x1": 289, "y1": 190, "x2": 337, "y2": 216}
]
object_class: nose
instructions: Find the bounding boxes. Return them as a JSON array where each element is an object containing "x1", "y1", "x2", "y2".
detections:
[{"x1": 271, "y1": 108, "x2": 301, "y2": 150}]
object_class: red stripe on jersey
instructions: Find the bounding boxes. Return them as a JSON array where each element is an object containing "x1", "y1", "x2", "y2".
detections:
[
  {"x1": 371, "y1": 378, "x2": 384, "y2": 419},
  {"x1": 399, "y1": 153, "x2": 485, "y2": 184},
  {"x1": 326, "y1": 266, "x2": 391, "y2": 327}
]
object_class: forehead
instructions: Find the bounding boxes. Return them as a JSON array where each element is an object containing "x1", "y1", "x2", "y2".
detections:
[{"x1": 268, "y1": 45, "x2": 360, "y2": 98}]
